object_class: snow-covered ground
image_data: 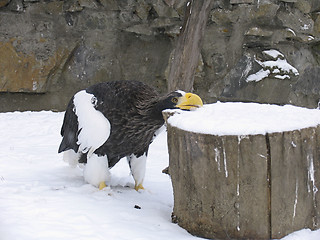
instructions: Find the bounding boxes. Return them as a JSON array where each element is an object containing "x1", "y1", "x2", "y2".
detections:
[{"x1": 0, "y1": 110, "x2": 320, "y2": 240}]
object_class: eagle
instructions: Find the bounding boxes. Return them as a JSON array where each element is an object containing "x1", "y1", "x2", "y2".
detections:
[{"x1": 58, "y1": 80, "x2": 203, "y2": 190}]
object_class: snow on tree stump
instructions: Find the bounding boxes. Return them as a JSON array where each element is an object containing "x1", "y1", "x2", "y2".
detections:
[{"x1": 163, "y1": 102, "x2": 320, "y2": 239}]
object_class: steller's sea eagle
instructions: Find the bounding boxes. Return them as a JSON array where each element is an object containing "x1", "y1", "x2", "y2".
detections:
[{"x1": 58, "y1": 80, "x2": 203, "y2": 190}]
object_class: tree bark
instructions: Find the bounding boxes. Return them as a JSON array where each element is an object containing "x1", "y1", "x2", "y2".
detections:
[
  {"x1": 164, "y1": 112, "x2": 320, "y2": 239},
  {"x1": 167, "y1": 0, "x2": 213, "y2": 92}
]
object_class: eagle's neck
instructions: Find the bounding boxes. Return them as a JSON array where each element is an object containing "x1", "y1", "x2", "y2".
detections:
[{"x1": 137, "y1": 96, "x2": 168, "y2": 125}]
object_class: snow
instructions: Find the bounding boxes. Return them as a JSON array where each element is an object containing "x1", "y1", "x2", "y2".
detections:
[
  {"x1": 282, "y1": 229, "x2": 320, "y2": 240},
  {"x1": 167, "y1": 102, "x2": 320, "y2": 136},
  {"x1": 263, "y1": 49, "x2": 284, "y2": 59},
  {"x1": 275, "y1": 74, "x2": 290, "y2": 80},
  {"x1": 286, "y1": 28, "x2": 296, "y2": 36},
  {"x1": 258, "y1": 58, "x2": 299, "y2": 76},
  {"x1": 301, "y1": 24, "x2": 312, "y2": 30},
  {"x1": 246, "y1": 49, "x2": 299, "y2": 82},
  {"x1": 0, "y1": 110, "x2": 320, "y2": 240},
  {"x1": 0, "y1": 111, "x2": 197, "y2": 240},
  {"x1": 308, "y1": 35, "x2": 315, "y2": 41},
  {"x1": 246, "y1": 69, "x2": 270, "y2": 82}
]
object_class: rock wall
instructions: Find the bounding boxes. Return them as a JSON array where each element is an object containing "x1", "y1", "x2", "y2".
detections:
[
  {"x1": 0, "y1": 0, "x2": 319, "y2": 111},
  {"x1": 201, "y1": 0, "x2": 320, "y2": 109}
]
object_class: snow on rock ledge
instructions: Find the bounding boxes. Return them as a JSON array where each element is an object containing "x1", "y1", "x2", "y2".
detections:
[
  {"x1": 245, "y1": 49, "x2": 299, "y2": 82},
  {"x1": 166, "y1": 102, "x2": 320, "y2": 136}
]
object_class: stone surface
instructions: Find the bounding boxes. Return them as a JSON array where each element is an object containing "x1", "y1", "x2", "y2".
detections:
[
  {"x1": 0, "y1": 0, "x2": 10, "y2": 8},
  {"x1": 0, "y1": 39, "x2": 70, "y2": 93},
  {"x1": 0, "y1": 1, "x2": 320, "y2": 111},
  {"x1": 230, "y1": 0, "x2": 254, "y2": 4},
  {"x1": 315, "y1": 16, "x2": 320, "y2": 34},
  {"x1": 245, "y1": 27, "x2": 273, "y2": 37},
  {"x1": 281, "y1": 0, "x2": 297, "y2": 2}
]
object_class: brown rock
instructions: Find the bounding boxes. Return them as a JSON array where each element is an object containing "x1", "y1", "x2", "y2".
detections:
[
  {"x1": 153, "y1": 0, "x2": 179, "y2": 18},
  {"x1": 315, "y1": 16, "x2": 320, "y2": 34},
  {"x1": 136, "y1": 0, "x2": 151, "y2": 21},
  {"x1": 245, "y1": 27, "x2": 273, "y2": 37},
  {"x1": 230, "y1": 0, "x2": 254, "y2": 4},
  {"x1": 98, "y1": 0, "x2": 118, "y2": 10},
  {"x1": 0, "y1": 0, "x2": 10, "y2": 8},
  {"x1": 295, "y1": 0, "x2": 312, "y2": 14},
  {"x1": 0, "y1": 39, "x2": 71, "y2": 93}
]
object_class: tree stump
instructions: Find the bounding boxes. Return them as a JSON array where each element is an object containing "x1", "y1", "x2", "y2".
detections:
[{"x1": 163, "y1": 103, "x2": 320, "y2": 239}]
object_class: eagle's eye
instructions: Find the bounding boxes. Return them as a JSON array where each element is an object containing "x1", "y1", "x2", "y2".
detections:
[
  {"x1": 91, "y1": 96, "x2": 98, "y2": 106},
  {"x1": 171, "y1": 97, "x2": 178, "y2": 104}
]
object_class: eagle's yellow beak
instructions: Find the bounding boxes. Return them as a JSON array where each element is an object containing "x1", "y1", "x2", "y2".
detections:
[{"x1": 176, "y1": 93, "x2": 203, "y2": 110}]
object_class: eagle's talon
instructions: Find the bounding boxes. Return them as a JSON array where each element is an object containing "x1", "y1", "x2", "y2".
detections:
[
  {"x1": 134, "y1": 183, "x2": 144, "y2": 191},
  {"x1": 99, "y1": 181, "x2": 107, "y2": 190}
]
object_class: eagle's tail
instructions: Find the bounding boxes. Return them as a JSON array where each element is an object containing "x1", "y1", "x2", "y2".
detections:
[{"x1": 58, "y1": 137, "x2": 70, "y2": 153}]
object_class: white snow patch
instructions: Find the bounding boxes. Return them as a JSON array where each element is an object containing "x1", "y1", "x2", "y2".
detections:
[
  {"x1": 73, "y1": 90, "x2": 111, "y2": 155},
  {"x1": 301, "y1": 24, "x2": 311, "y2": 30},
  {"x1": 281, "y1": 228, "x2": 320, "y2": 240},
  {"x1": 307, "y1": 154, "x2": 318, "y2": 194},
  {"x1": 168, "y1": 102, "x2": 320, "y2": 136},
  {"x1": 214, "y1": 147, "x2": 221, "y2": 172},
  {"x1": 263, "y1": 49, "x2": 284, "y2": 59},
  {"x1": 286, "y1": 28, "x2": 296, "y2": 36},
  {"x1": 258, "y1": 58, "x2": 298, "y2": 76},
  {"x1": 0, "y1": 111, "x2": 320, "y2": 240},
  {"x1": 275, "y1": 74, "x2": 290, "y2": 80},
  {"x1": 32, "y1": 81, "x2": 37, "y2": 91},
  {"x1": 0, "y1": 111, "x2": 199, "y2": 240},
  {"x1": 222, "y1": 139, "x2": 228, "y2": 178},
  {"x1": 246, "y1": 49, "x2": 299, "y2": 82},
  {"x1": 258, "y1": 154, "x2": 267, "y2": 159},
  {"x1": 153, "y1": 124, "x2": 166, "y2": 141},
  {"x1": 246, "y1": 69, "x2": 270, "y2": 82},
  {"x1": 308, "y1": 35, "x2": 315, "y2": 41},
  {"x1": 293, "y1": 179, "x2": 298, "y2": 222}
]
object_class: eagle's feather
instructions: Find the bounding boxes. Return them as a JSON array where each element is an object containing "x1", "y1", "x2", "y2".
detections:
[{"x1": 58, "y1": 80, "x2": 202, "y2": 189}]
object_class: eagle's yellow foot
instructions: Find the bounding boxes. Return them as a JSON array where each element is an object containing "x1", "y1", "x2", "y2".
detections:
[
  {"x1": 134, "y1": 183, "x2": 144, "y2": 191},
  {"x1": 99, "y1": 181, "x2": 107, "y2": 190}
]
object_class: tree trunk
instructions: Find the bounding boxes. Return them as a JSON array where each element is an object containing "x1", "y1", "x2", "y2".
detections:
[
  {"x1": 167, "y1": 0, "x2": 212, "y2": 92},
  {"x1": 164, "y1": 112, "x2": 320, "y2": 239}
]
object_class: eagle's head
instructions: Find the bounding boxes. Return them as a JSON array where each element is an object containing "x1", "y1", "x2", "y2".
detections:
[
  {"x1": 137, "y1": 89, "x2": 203, "y2": 121},
  {"x1": 158, "y1": 90, "x2": 203, "y2": 112}
]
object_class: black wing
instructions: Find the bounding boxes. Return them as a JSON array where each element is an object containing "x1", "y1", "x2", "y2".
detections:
[{"x1": 58, "y1": 97, "x2": 79, "y2": 153}]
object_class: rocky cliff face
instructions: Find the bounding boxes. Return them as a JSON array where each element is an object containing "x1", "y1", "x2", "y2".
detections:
[
  {"x1": 202, "y1": 0, "x2": 320, "y2": 109},
  {"x1": 0, "y1": 0, "x2": 319, "y2": 111}
]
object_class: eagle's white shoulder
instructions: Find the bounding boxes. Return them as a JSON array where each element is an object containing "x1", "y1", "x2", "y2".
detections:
[{"x1": 73, "y1": 90, "x2": 111, "y2": 156}]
